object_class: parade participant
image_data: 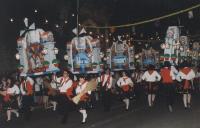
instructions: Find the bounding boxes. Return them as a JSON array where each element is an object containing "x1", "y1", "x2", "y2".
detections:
[
  {"x1": 117, "y1": 71, "x2": 134, "y2": 110},
  {"x1": 34, "y1": 77, "x2": 43, "y2": 105},
  {"x1": 48, "y1": 73, "x2": 60, "y2": 111},
  {"x1": 74, "y1": 74, "x2": 91, "y2": 124},
  {"x1": 20, "y1": 76, "x2": 34, "y2": 120},
  {"x1": 53, "y1": 70, "x2": 73, "y2": 124},
  {"x1": 142, "y1": 64, "x2": 161, "y2": 107},
  {"x1": 0, "y1": 77, "x2": 7, "y2": 90},
  {"x1": 160, "y1": 61, "x2": 176, "y2": 112},
  {"x1": 131, "y1": 69, "x2": 143, "y2": 100},
  {"x1": 0, "y1": 77, "x2": 7, "y2": 111},
  {"x1": 176, "y1": 61, "x2": 195, "y2": 109},
  {"x1": 4, "y1": 78, "x2": 20, "y2": 122},
  {"x1": 42, "y1": 76, "x2": 49, "y2": 109},
  {"x1": 100, "y1": 68, "x2": 113, "y2": 112}
]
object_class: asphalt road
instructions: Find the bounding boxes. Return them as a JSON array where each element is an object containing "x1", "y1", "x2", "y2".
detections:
[{"x1": 1, "y1": 92, "x2": 200, "y2": 128}]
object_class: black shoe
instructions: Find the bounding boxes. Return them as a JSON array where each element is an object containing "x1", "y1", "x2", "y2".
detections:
[
  {"x1": 81, "y1": 121, "x2": 86, "y2": 124},
  {"x1": 61, "y1": 119, "x2": 67, "y2": 124},
  {"x1": 61, "y1": 117, "x2": 67, "y2": 124}
]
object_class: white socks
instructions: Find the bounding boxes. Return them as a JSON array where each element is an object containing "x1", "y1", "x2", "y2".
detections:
[
  {"x1": 123, "y1": 98, "x2": 130, "y2": 110},
  {"x1": 79, "y1": 109, "x2": 87, "y2": 123},
  {"x1": 148, "y1": 94, "x2": 155, "y2": 107},
  {"x1": 183, "y1": 94, "x2": 191, "y2": 108},
  {"x1": 50, "y1": 101, "x2": 57, "y2": 111},
  {"x1": 7, "y1": 109, "x2": 19, "y2": 121}
]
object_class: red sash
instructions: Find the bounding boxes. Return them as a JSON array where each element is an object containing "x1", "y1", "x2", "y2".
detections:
[
  {"x1": 79, "y1": 81, "x2": 89, "y2": 101},
  {"x1": 101, "y1": 74, "x2": 110, "y2": 87},
  {"x1": 60, "y1": 77, "x2": 72, "y2": 97},
  {"x1": 3, "y1": 94, "x2": 10, "y2": 102},
  {"x1": 122, "y1": 85, "x2": 130, "y2": 92},
  {"x1": 181, "y1": 67, "x2": 192, "y2": 89}
]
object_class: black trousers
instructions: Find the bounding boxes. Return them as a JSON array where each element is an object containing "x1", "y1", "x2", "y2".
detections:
[
  {"x1": 102, "y1": 89, "x2": 112, "y2": 111},
  {"x1": 22, "y1": 95, "x2": 33, "y2": 120},
  {"x1": 56, "y1": 94, "x2": 74, "y2": 123},
  {"x1": 163, "y1": 83, "x2": 175, "y2": 106}
]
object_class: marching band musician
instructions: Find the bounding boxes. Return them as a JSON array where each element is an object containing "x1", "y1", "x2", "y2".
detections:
[
  {"x1": 100, "y1": 68, "x2": 113, "y2": 112},
  {"x1": 20, "y1": 76, "x2": 34, "y2": 120},
  {"x1": 142, "y1": 64, "x2": 161, "y2": 107},
  {"x1": 3, "y1": 78, "x2": 20, "y2": 122},
  {"x1": 53, "y1": 70, "x2": 73, "y2": 124},
  {"x1": 160, "y1": 61, "x2": 176, "y2": 112},
  {"x1": 75, "y1": 74, "x2": 91, "y2": 124},
  {"x1": 176, "y1": 61, "x2": 195, "y2": 109},
  {"x1": 117, "y1": 71, "x2": 134, "y2": 110}
]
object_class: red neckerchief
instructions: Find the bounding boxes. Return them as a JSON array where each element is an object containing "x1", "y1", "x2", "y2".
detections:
[
  {"x1": 123, "y1": 77, "x2": 128, "y2": 83},
  {"x1": 60, "y1": 77, "x2": 70, "y2": 86},
  {"x1": 181, "y1": 67, "x2": 192, "y2": 89},
  {"x1": 181, "y1": 67, "x2": 191, "y2": 75},
  {"x1": 101, "y1": 74, "x2": 110, "y2": 87}
]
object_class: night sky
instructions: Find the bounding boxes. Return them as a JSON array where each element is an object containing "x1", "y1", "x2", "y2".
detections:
[{"x1": 0, "y1": 0, "x2": 199, "y2": 57}]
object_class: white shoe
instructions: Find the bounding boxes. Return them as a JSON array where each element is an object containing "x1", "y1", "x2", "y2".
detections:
[
  {"x1": 16, "y1": 112, "x2": 19, "y2": 118},
  {"x1": 168, "y1": 105, "x2": 173, "y2": 112}
]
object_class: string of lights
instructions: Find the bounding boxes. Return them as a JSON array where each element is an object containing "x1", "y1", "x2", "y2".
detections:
[{"x1": 82, "y1": 3, "x2": 200, "y2": 29}]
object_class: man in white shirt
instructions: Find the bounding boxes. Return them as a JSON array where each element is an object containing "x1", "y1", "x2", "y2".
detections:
[
  {"x1": 100, "y1": 68, "x2": 113, "y2": 112},
  {"x1": 54, "y1": 70, "x2": 73, "y2": 124}
]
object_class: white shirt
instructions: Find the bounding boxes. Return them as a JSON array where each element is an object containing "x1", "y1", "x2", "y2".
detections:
[
  {"x1": 142, "y1": 70, "x2": 161, "y2": 82},
  {"x1": 56, "y1": 77, "x2": 73, "y2": 93},
  {"x1": 7, "y1": 84, "x2": 20, "y2": 95},
  {"x1": 117, "y1": 77, "x2": 133, "y2": 87},
  {"x1": 20, "y1": 77, "x2": 34, "y2": 95},
  {"x1": 101, "y1": 74, "x2": 113, "y2": 89},
  {"x1": 75, "y1": 81, "x2": 91, "y2": 95},
  {"x1": 176, "y1": 68, "x2": 195, "y2": 82},
  {"x1": 132, "y1": 72, "x2": 143, "y2": 83},
  {"x1": 35, "y1": 77, "x2": 43, "y2": 92},
  {"x1": 171, "y1": 66, "x2": 178, "y2": 76}
]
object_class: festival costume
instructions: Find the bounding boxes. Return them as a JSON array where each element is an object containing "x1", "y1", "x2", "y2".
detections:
[
  {"x1": 55, "y1": 76, "x2": 73, "y2": 124},
  {"x1": 160, "y1": 67, "x2": 176, "y2": 112},
  {"x1": 176, "y1": 67, "x2": 195, "y2": 108},
  {"x1": 75, "y1": 80, "x2": 91, "y2": 123},
  {"x1": 142, "y1": 70, "x2": 161, "y2": 107},
  {"x1": 100, "y1": 74, "x2": 113, "y2": 111},
  {"x1": 20, "y1": 77, "x2": 34, "y2": 120},
  {"x1": 117, "y1": 76, "x2": 133, "y2": 110}
]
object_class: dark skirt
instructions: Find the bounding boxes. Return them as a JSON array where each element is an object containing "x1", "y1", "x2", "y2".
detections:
[
  {"x1": 4, "y1": 96, "x2": 18, "y2": 110},
  {"x1": 145, "y1": 82, "x2": 158, "y2": 94},
  {"x1": 77, "y1": 101, "x2": 87, "y2": 110}
]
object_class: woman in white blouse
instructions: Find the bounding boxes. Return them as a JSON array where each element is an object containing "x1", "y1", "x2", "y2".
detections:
[
  {"x1": 117, "y1": 71, "x2": 134, "y2": 110},
  {"x1": 142, "y1": 65, "x2": 161, "y2": 107}
]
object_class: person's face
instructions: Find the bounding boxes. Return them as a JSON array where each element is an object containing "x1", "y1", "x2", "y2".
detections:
[
  {"x1": 7, "y1": 79, "x2": 11, "y2": 84},
  {"x1": 63, "y1": 71, "x2": 69, "y2": 78},
  {"x1": 122, "y1": 72, "x2": 126, "y2": 77},
  {"x1": 79, "y1": 77, "x2": 85, "y2": 83},
  {"x1": 106, "y1": 70, "x2": 110, "y2": 75}
]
